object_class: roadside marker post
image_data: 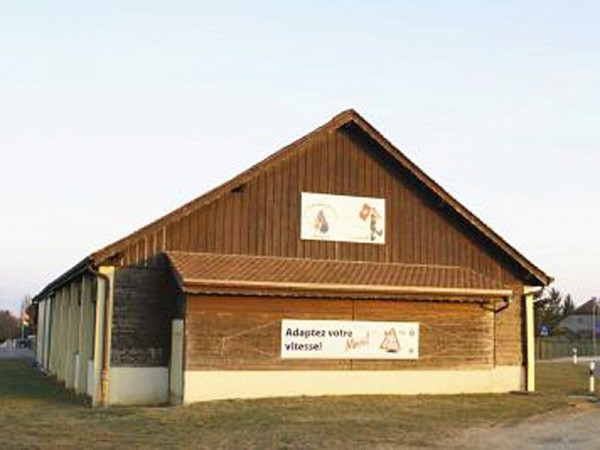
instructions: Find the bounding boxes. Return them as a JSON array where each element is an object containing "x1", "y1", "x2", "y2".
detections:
[
  {"x1": 592, "y1": 298, "x2": 598, "y2": 395},
  {"x1": 573, "y1": 348, "x2": 578, "y2": 365}
]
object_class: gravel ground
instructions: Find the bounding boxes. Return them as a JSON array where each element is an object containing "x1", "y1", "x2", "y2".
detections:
[{"x1": 445, "y1": 401, "x2": 600, "y2": 450}]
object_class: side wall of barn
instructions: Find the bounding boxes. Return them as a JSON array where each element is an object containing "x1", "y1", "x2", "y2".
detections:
[
  {"x1": 182, "y1": 294, "x2": 524, "y2": 402},
  {"x1": 35, "y1": 273, "x2": 102, "y2": 399},
  {"x1": 35, "y1": 265, "x2": 173, "y2": 406},
  {"x1": 110, "y1": 126, "x2": 529, "y2": 369}
]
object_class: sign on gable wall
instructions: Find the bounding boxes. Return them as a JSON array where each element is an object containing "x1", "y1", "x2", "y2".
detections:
[
  {"x1": 281, "y1": 319, "x2": 419, "y2": 360},
  {"x1": 300, "y1": 192, "x2": 386, "y2": 244}
]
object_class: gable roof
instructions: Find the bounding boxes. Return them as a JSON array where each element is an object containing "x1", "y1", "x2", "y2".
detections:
[
  {"x1": 165, "y1": 251, "x2": 512, "y2": 299},
  {"x1": 90, "y1": 109, "x2": 551, "y2": 286},
  {"x1": 570, "y1": 298, "x2": 599, "y2": 315}
]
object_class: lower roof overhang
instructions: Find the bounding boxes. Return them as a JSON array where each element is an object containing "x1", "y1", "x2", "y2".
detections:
[
  {"x1": 166, "y1": 252, "x2": 515, "y2": 303},
  {"x1": 181, "y1": 280, "x2": 512, "y2": 303}
]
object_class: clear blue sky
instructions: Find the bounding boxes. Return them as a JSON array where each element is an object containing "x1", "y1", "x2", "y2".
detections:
[{"x1": 2, "y1": 1, "x2": 599, "y2": 313}]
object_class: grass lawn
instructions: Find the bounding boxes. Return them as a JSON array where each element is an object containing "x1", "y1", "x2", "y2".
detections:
[{"x1": 0, "y1": 360, "x2": 596, "y2": 449}]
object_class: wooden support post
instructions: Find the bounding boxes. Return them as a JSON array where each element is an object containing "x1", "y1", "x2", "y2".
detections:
[{"x1": 525, "y1": 291, "x2": 535, "y2": 392}]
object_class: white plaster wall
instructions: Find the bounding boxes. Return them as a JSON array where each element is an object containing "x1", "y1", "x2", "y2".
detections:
[
  {"x1": 35, "y1": 301, "x2": 46, "y2": 365},
  {"x1": 43, "y1": 298, "x2": 51, "y2": 369},
  {"x1": 109, "y1": 367, "x2": 169, "y2": 406},
  {"x1": 169, "y1": 320, "x2": 184, "y2": 404},
  {"x1": 184, "y1": 367, "x2": 523, "y2": 403}
]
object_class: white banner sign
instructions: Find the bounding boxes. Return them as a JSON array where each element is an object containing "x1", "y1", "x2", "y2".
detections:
[
  {"x1": 301, "y1": 192, "x2": 385, "y2": 244},
  {"x1": 281, "y1": 319, "x2": 419, "y2": 360}
]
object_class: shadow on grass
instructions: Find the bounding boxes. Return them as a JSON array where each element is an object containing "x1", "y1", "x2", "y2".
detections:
[{"x1": 0, "y1": 359, "x2": 87, "y2": 406}]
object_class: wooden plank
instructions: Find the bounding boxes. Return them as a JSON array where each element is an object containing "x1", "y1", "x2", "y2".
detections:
[
  {"x1": 264, "y1": 169, "x2": 274, "y2": 256},
  {"x1": 312, "y1": 132, "x2": 325, "y2": 259},
  {"x1": 181, "y1": 215, "x2": 191, "y2": 252},
  {"x1": 245, "y1": 178, "x2": 257, "y2": 255},
  {"x1": 255, "y1": 174, "x2": 266, "y2": 256},
  {"x1": 272, "y1": 160, "x2": 283, "y2": 256},
  {"x1": 295, "y1": 145, "x2": 306, "y2": 258},
  {"x1": 283, "y1": 152, "x2": 297, "y2": 257},
  {"x1": 230, "y1": 189, "x2": 242, "y2": 254},
  {"x1": 189, "y1": 209, "x2": 199, "y2": 252},
  {"x1": 205, "y1": 202, "x2": 217, "y2": 253},
  {"x1": 222, "y1": 195, "x2": 234, "y2": 253},
  {"x1": 301, "y1": 137, "x2": 314, "y2": 258},
  {"x1": 324, "y1": 132, "x2": 336, "y2": 260}
]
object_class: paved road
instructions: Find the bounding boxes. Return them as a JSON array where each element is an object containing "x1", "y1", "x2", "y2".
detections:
[{"x1": 0, "y1": 347, "x2": 34, "y2": 359}]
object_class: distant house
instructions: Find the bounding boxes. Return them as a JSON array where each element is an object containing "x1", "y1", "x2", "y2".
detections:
[{"x1": 559, "y1": 298, "x2": 600, "y2": 335}]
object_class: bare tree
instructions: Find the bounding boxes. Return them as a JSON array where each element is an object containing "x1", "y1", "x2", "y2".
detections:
[{"x1": 0, "y1": 310, "x2": 20, "y2": 343}]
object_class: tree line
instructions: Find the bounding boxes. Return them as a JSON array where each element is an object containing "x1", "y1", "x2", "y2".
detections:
[
  {"x1": 0, "y1": 295, "x2": 32, "y2": 343},
  {"x1": 0, "y1": 310, "x2": 21, "y2": 343},
  {"x1": 534, "y1": 288, "x2": 575, "y2": 336}
]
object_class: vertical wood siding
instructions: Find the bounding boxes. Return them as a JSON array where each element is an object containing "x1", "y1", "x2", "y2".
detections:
[
  {"x1": 185, "y1": 295, "x2": 496, "y2": 371},
  {"x1": 112, "y1": 126, "x2": 525, "y2": 367},
  {"x1": 117, "y1": 127, "x2": 518, "y2": 286}
]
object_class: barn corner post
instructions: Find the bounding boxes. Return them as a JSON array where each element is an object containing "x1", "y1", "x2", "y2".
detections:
[
  {"x1": 92, "y1": 265, "x2": 115, "y2": 407},
  {"x1": 524, "y1": 286, "x2": 537, "y2": 392},
  {"x1": 169, "y1": 318, "x2": 185, "y2": 405}
]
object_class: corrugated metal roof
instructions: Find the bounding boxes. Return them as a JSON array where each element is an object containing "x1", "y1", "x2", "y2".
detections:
[{"x1": 165, "y1": 252, "x2": 512, "y2": 298}]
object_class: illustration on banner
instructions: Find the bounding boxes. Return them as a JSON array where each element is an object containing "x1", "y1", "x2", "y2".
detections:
[
  {"x1": 301, "y1": 193, "x2": 386, "y2": 244},
  {"x1": 358, "y1": 203, "x2": 384, "y2": 242},
  {"x1": 380, "y1": 328, "x2": 401, "y2": 353}
]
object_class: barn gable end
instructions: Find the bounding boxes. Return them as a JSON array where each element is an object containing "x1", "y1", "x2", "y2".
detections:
[
  {"x1": 33, "y1": 109, "x2": 551, "y2": 406},
  {"x1": 94, "y1": 110, "x2": 549, "y2": 288}
]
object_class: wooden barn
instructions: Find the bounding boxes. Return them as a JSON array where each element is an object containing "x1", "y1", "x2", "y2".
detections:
[{"x1": 33, "y1": 109, "x2": 552, "y2": 406}]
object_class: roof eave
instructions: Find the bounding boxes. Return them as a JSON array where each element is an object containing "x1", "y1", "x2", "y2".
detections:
[
  {"x1": 338, "y1": 111, "x2": 553, "y2": 287},
  {"x1": 181, "y1": 278, "x2": 513, "y2": 299},
  {"x1": 32, "y1": 256, "x2": 92, "y2": 304}
]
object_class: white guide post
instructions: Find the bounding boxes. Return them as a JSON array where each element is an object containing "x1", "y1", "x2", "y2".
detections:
[{"x1": 590, "y1": 361, "x2": 596, "y2": 394}]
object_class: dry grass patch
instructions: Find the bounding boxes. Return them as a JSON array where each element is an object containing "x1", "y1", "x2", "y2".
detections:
[{"x1": 0, "y1": 360, "x2": 595, "y2": 449}]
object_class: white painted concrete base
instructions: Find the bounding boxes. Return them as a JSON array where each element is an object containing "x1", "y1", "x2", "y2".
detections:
[
  {"x1": 87, "y1": 360, "x2": 96, "y2": 398},
  {"x1": 109, "y1": 367, "x2": 169, "y2": 405},
  {"x1": 169, "y1": 320, "x2": 184, "y2": 405},
  {"x1": 184, "y1": 367, "x2": 524, "y2": 403}
]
